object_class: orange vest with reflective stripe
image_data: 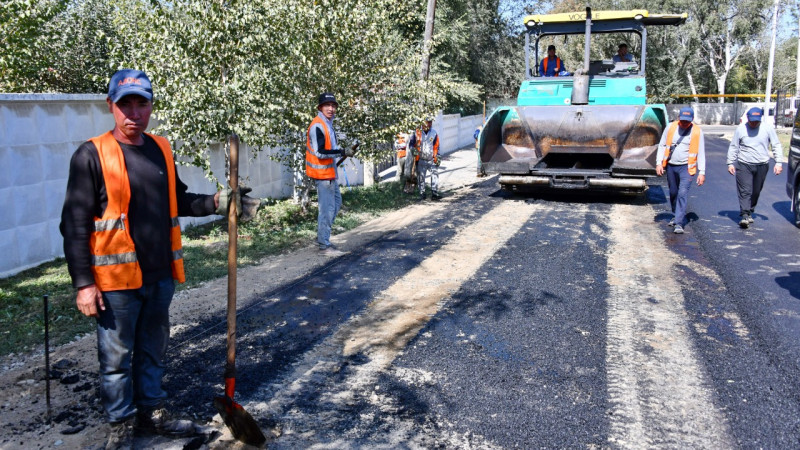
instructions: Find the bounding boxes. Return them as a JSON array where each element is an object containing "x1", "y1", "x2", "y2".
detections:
[
  {"x1": 306, "y1": 116, "x2": 336, "y2": 180},
  {"x1": 88, "y1": 131, "x2": 185, "y2": 291},
  {"x1": 662, "y1": 121, "x2": 701, "y2": 176},
  {"x1": 543, "y1": 57, "x2": 562, "y2": 76},
  {"x1": 396, "y1": 134, "x2": 407, "y2": 158},
  {"x1": 412, "y1": 128, "x2": 439, "y2": 162}
]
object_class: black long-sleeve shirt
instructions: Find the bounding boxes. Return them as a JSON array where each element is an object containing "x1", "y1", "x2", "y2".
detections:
[{"x1": 60, "y1": 134, "x2": 216, "y2": 289}]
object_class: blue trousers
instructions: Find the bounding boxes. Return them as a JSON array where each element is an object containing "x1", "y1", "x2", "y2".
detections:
[
  {"x1": 96, "y1": 278, "x2": 174, "y2": 423},
  {"x1": 316, "y1": 178, "x2": 342, "y2": 249},
  {"x1": 666, "y1": 164, "x2": 693, "y2": 226}
]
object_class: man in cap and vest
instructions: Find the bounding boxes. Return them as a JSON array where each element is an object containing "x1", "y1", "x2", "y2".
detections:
[
  {"x1": 60, "y1": 69, "x2": 248, "y2": 449},
  {"x1": 306, "y1": 92, "x2": 356, "y2": 255},
  {"x1": 408, "y1": 117, "x2": 441, "y2": 200},
  {"x1": 539, "y1": 45, "x2": 563, "y2": 77},
  {"x1": 394, "y1": 131, "x2": 415, "y2": 193},
  {"x1": 727, "y1": 107, "x2": 783, "y2": 228},
  {"x1": 655, "y1": 106, "x2": 706, "y2": 234}
]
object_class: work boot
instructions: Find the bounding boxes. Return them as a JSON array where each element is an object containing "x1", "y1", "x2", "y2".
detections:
[
  {"x1": 136, "y1": 407, "x2": 197, "y2": 437},
  {"x1": 320, "y1": 246, "x2": 345, "y2": 257},
  {"x1": 673, "y1": 225, "x2": 684, "y2": 234},
  {"x1": 106, "y1": 418, "x2": 134, "y2": 450},
  {"x1": 739, "y1": 215, "x2": 750, "y2": 228}
]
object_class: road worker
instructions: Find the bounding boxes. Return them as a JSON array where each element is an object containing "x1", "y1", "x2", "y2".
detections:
[
  {"x1": 655, "y1": 106, "x2": 706, "y2": 234},
  {"x1": 60, "y1": 69, "x2": 248, "y2": 450},
  {"x1": 726, "y1": 107, "x2": 783, "y2": 228},
  {"x1": 395, "y1": 132, "x2": 415, "y2": 193},
  {"x1": 539, "y1": 44, "x2": 563, "y2": 77},
  {"x1": 408, "y1": 117, "x2": 441, "y2": 200},
  {"x1": 306, "y1": 92, "x2": 356, "y2": 255}
]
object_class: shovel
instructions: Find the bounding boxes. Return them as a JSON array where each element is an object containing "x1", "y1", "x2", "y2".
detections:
[{"x1": 212, "y1": 134, "x2": 267, "y2": 447}]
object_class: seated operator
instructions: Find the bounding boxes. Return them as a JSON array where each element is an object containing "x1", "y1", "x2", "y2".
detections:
[
  {"x1": 539, "y1": 45, "x2": 563, "y2": 77},
  {"x1": 612, "y1": 43, "x2": 634, "y2": 63}
]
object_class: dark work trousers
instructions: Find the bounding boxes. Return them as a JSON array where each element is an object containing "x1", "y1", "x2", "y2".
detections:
[
  {"x1": 666, "y1": 164, "x2": 693, "y2": 226},
  {"x1": 735, "y1": 161, "x2": 769, "y2": 216}
]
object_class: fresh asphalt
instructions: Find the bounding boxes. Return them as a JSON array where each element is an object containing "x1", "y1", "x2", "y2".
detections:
[{"x1": 159, "y1": 134, "x2": 800, "y2": 447}]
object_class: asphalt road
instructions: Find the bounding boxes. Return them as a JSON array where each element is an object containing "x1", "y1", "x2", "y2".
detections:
[{"x1": 158, "y1": 138, "x2": 800, "y2": 448}]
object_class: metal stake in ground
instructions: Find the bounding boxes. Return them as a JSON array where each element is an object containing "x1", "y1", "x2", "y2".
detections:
[
  {"x1": 212, "y1": 134, "x2": 267, "y2": 446},
  {"x1": 43, "y1": 294, "x2": 51, "y2": 422}
]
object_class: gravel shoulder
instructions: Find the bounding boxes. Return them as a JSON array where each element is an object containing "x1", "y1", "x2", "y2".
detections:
[{"x1": 0, "y1": 146, "x2": 482, "y2": 450}]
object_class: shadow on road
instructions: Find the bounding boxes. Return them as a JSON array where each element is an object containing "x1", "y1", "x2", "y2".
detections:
[
  {"x1": 772, "y1": 201, "x2": 795, "y2": 226},
  {"x1": 775, "y1": 272, "x2": 800, "y2": 301}
]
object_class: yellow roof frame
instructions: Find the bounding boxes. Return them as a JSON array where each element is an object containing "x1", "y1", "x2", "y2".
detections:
[{"x1": 523, "y1": 10, "x2": 688, "y2": 27}]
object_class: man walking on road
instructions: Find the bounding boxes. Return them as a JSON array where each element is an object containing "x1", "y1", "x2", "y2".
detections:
[
  {"x1": 727, "y1": 107, "x2": 783, "y2": 229},
  {"x1": 60, "y1": 69, "x2": 231, "y2": 450},
  {"x1": 656, "y1": 106, "x2": 706, "y2": 234},
  {"x1": 306, "y1": 92, "x2": 356, "y2": 255},
  {"x1": 408, "y1": 117, "x2": 441, "y2": 201}
]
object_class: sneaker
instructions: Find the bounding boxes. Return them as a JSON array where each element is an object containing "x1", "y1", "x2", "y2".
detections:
[
  {"x1": 747, "y1": 215, "x2": 754, "y2": 224},
  {"x1": 673, "y1": 225, "x2": 684, "y2": 234},
  {"x1": 320, "y1": 246, "x2": 345, "y2": 257},
  {"x1": 106, "y1": 418, "x2": 134, "y2": 450},
  {"x1": 136, "y1": 407, "x2": 197, "y2": 437},
  {"x1": 667, "y1": 218, "x2": 676, "y2": 227},
  {"x1": 739, "y1": 216, "x2": 750, "y2": 228}
]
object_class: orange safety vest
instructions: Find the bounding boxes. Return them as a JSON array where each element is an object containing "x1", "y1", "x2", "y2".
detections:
[
  {"x1": 662, "y1": 121, "x2": 701, "y2": 176},
  {"x1": 88, "y1": 131, "x2": 185, "y2": 291},
  {"x1": 396, "y1": 134, "x2": 407, "y2": 158},
  {"x1": 306, "y1": 116, "x2": 336, "y2": 180},
  {"x1": 411, "y1": 129, "x2": 439, "y2": 162},
  {"x1": 543, "y1": 57, "x2": 562, "y2": 76}
]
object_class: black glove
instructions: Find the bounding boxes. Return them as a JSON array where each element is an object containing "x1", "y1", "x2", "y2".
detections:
[
  {"x1": 344, "y1": 139, "x2": 360, "y2": 157},
  {"x1": 216, "y1": 186, "x2": 260, "y2": 222}
]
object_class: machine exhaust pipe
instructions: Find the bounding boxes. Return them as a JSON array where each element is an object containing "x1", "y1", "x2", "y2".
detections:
[{"x1": 571, "y1": 7, "x2": 592, "y2": 106}]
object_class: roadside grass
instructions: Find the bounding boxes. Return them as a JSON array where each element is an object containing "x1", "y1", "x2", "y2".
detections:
[
  {"x1": 0, "y1": 181, "x2": 414, "y2": 357},
  {"x1": 778, "y1": 131, "x2": 790, "y2": 159}
]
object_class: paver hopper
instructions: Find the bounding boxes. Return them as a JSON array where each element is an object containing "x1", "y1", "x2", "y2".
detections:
[{"x1": 478, "y1": 9, "x2": 687, "y2": 193}]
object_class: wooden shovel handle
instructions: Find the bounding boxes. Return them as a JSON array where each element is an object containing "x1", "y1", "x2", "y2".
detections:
[{"x1": 227, "y1": 135, "x2": 239, "y2": 370}]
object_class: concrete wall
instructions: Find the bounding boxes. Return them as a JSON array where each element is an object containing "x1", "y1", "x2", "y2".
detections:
[
  {"x1": 435, "y1": 113, "x2": 484, "y2": 154},
  {"x1": 0, "y1": 94, "x2": 298, "y2": 277},
  {"x1": 0, "y1": 94, "x2": 472, "y2": 277},
  {"x1": 665, "y1": 102, "x2": 778, "y2": 125}
]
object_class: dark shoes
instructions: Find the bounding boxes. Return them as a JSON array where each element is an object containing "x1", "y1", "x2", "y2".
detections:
[
  {"x1": 418, "y1": 194, "x2": 425, "y2": 201},
  {"x1": 739, "y1": 214, "x2": 751, "y2": 228},
  {"x1": 431, "y1": 193, "x2": 442, "y2": 201},
  {"x1": 136, "y1": 407, "x2": 198, "y2": 437},
  {"x1": 106, "y1": 418, "x2": 134, "y2": 450}
]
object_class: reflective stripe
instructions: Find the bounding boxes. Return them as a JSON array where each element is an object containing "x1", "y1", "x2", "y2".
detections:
[
  {"x1": 171, "y1": 216, "x2": 180, "y2": 228},
  {"x1": 94, "y1": 218, "x2": 125, "y2": 232},
  {"x1": 92, "y1": 252, "x2": 138, "y2": 266},
  {"x1": 172, "y1": 249, "x2": 183, "y2": 261},
  {"x1": 307, "y1": 161, "x2": 335, "y2": 169}
]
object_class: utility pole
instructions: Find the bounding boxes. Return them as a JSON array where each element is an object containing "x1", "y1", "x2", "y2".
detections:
[
  {"x1": 796, "y1": 13, "x2": 799, "y2": 97},
  {"x1": 420, "y1": 0, "x2": 436, "y2": 80},
  {"x1": 764, "y1": 0, "x2": 780, "y2": 123}
]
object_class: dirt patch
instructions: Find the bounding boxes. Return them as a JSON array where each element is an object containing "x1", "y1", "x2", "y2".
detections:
[{"x1": 0, "y1": 148, "x2": 482, "y2": 449}]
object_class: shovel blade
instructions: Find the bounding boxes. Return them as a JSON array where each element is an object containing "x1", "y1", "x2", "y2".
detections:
[{"x1": 213, "y1": 395, "x2": 267, "y2": 447}]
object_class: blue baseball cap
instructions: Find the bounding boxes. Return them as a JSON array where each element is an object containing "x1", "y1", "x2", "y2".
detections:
[
  {"x1": 678, "y1": 106, "x2": 694, "y2": 122},
  {"x1": 108, "y1": 69, "x2": 153, "y2": 103},
  {"x1": 746, "y1": 107, "x2": 763, "y2": 122}
]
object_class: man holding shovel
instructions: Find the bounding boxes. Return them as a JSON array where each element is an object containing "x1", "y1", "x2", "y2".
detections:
[
  {"x1": 306, "y1": 92, "x2": 357, "y2": 256},
  {"x1": 60, "y1": 69, "x2": 252, "y2": 450}
]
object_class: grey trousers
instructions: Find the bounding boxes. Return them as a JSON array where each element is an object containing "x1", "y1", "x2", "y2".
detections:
[
  {"x1": 316, "y1": 178, "x2": 341, "y2": 249},
  {"x1": 417, "y1": 159, "x2": 439, "y2": 195},
  {"x1": 734, "y1": 161, "x2": 769, "y2": 216}
]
